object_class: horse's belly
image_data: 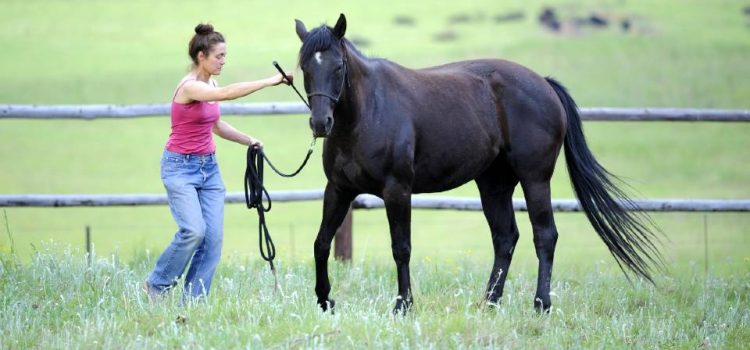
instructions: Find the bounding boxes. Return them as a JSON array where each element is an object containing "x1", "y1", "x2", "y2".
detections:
[
  {"x1": 410, "y1": 114, "x2": 501, "y2": 193},
  {"x1": 411, "y1": 178, "x2": 471, "y2": 194},
  {"x1": 411, "y1": 154, "x2": 495, "y2": 193}
]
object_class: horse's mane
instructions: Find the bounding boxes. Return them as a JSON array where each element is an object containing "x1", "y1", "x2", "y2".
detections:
[{"x1": 299, "y1": 24, "x2": 365, "y2": 66}]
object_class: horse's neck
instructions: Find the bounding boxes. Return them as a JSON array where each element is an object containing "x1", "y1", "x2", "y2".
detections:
[
  {"x1": 336, "y1": 49, "x2": 372, "y2": 128},
  {"x1": 334, "y1": 45, "x2": 409, "y2": 139}
]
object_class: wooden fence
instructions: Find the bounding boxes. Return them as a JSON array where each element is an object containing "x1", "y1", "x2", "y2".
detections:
[
  {"x1": 2, "y1": 103, "x2": 749, "y2": 259},
  {"x1": 2, "y1": 103, "x2": 750, "y2": 121},
  {"x1": 2, "y1": 192, "x2": 750, "y2": 212}
]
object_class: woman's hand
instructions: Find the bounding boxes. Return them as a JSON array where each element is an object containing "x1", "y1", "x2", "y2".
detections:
[
  {"x1": 269, "y1": 73, "x2": 293, "y2": 86},
  {"x1": 249, "y1": 137, "x2": 264, "y2": 149}
]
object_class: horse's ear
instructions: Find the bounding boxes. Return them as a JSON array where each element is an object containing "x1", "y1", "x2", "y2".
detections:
[
  {"x1": 295, "y1": 19, "x2": 308, "y2": 42},
  {"x1": 332, "y1": 13, "x2": 346, "y2": 39}
]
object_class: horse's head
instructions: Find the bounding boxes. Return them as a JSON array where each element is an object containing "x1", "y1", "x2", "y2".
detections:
[{"x1": 295, "y1": 14, "x2": 348, "y2": 138}]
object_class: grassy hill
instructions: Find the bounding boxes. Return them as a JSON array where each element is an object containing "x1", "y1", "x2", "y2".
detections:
[
  {"x1": 1, "y1": 1, "x2": 749, "y2": 348},
  {"x1": 1, "y1": 0, "x2": 748, "y2": 270}
]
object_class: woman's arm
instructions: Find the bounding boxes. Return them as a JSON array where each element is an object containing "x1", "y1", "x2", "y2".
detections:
[
  {"x1": 181, "y1": 73, "x2": 290, "y2": 102},
  {"x1": 212, "y1": 120, "x2": 263, "y2": 148}
]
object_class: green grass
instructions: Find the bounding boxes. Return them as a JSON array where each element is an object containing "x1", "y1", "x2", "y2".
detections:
[
  {"x1": 1, "y1": 247, "x2": 748, "y2": 349},
  {"x1": 1, "y1": 0, "x2": 749, "y2": 106},
  {"x1": 0, "y1": 1, "x2": 749, "y2": 347}
]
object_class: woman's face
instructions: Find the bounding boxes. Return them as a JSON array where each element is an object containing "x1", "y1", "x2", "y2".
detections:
[{"x1": 199, "y1": 42, "x2": 226, "y2": 75}]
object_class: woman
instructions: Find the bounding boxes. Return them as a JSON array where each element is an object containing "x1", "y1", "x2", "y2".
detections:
[{"x1": 145, "y1": 23, "x2": 292, "y2": 300}]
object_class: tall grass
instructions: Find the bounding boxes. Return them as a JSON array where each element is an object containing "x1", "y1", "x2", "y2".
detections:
[{"x1": 1, "y1": 245, "x2": 748, "y2": 349}]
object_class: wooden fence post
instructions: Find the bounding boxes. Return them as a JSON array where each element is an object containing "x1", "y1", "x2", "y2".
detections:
[
  {"x1": 334, "y1": 206, "x2": 353, "y2": 261},
  {"x1": 85, "y1": 225, "x2": 92, "y2": 266}
]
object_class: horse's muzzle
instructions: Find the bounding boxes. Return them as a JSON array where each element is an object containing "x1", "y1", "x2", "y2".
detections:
[{"x1": 309, "y1": 115, "x2": 333, "y2": 138}]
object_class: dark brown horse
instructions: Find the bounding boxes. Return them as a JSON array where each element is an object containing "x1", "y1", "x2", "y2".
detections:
[{"x1": 295, "y1": 14, "x2": 661, "y2": 314}]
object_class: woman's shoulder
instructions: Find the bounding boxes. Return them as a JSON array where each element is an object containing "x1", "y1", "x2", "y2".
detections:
[
  {"x1": 176, "y1": 76, "x2": 218, "y2": 89},
  {"x1": 177, "y1": 74, "x2": 197, "y2": 86},
  {"x1": 172, "y1": 75, "x2": 199, "y2": 103},
  {"x1": 173, "y1": 76, "x2": 195, "y2": 92}
]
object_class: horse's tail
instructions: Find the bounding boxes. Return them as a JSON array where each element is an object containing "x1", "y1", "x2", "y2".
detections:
[{"x1": 545, "y1": 77, "x2": 663, "y2": 283}]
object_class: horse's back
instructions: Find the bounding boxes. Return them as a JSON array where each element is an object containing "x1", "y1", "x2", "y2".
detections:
[
  {"x1": 400, "y1": 59, "x2": 566, "y2": 189},
  {"x1": 337, "y1": 57, "x2": 567, "y2": 194},
  {"x1": 415, "y1": 58, "x2": 565, "y2": 130}
]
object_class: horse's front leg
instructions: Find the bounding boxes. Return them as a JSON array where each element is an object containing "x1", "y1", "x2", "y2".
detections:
[
  {"x1": 314, "y1": 183, "x2": 357, "y2": 312},
  {"x1": 383, "y1": 179, "x2": 413, "y2": 315}
]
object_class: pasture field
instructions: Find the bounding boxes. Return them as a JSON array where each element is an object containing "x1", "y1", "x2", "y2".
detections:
[
  {"x1": 1, "y1": 246, "x2": 748, "y2": 349},
  {"x1": 1, "y1": 0, "x2": 749, "y2": 348},
  {"x1": 0, "y1": 0, "x2": 748, "y2": 262}
]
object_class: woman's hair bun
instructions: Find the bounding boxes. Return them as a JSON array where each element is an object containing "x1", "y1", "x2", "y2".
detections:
[{"x1": 194, "y1": 23, "x2": 214, "y2": 35}]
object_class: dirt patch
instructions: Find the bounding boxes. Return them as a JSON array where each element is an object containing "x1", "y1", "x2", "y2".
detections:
[
  {"x1": 539, "y1": 7, "x2": 561, "y2": 32},
  {"x1": 494, "y1": 11, "x2": 525, "y2": 23},
  {"x1": 574, "y1": 14, "x2": 608, "y2": 28},
  {"x1": 394, "y1": 15, "x2": 415, "y2": 26},
  {"x1": 448, "y1": 13, "x2": 474, "y2": 24},
  {"x1": 350, "y1": 36, "x2": 371, "y2": 48},
  {"x1": 433, "y1": 30, "x2": 458, "y2": 42},
  {"x1": 538, "y1": 6, "x2": 646, "y2": 34}
]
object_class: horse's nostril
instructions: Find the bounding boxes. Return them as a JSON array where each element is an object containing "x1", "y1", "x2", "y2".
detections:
[{"x1": 326, "y1": 116, "x2": 334, "y2": 127}]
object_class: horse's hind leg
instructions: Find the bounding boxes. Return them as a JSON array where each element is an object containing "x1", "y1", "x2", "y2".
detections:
[
  {"x1": 383, "y1": 178, "x2": 414, "y2": 314},
  {"x1": 520, "y1": 179, "x2": 558, "y2": 312},
  {"x1": 475, "y1": 158, "x2": 520, "y2": 305}
]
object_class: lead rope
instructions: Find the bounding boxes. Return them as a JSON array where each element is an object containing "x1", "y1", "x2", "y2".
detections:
[
  {"x1": 244, "y1": 146, "x2": 276, "y2": 291},
  {"x1": 245, "y1": 62, "x2": 315, "y2": 293},
  {"x1": 245, "y1": 140, "x2": 316, "y2": 293}
]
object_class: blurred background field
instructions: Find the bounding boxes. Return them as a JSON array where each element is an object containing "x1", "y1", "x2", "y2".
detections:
[
  {"x1": 1, "y1": 1, "x2": 750, "y2": 348},
  {"x1": 0, "y1": 0, "x2": 749, "y2": 277}
]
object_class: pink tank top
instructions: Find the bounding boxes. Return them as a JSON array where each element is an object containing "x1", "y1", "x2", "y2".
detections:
[{"x1": 165, "y1": 79, "x2": 220, "y2": 155}]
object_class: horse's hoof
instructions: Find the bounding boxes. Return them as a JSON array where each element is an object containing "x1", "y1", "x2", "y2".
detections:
[
  {"x1": 483, "y1": 299, "x2": 502, "y2": 309},
  {"x1": 392, "y1": 298, "x2": 413, "y2": 316},
  {"x1": 484, "y1": 294, "x2": 502, "y2": 308},
  {"x1": 318, "y1": 298, "x2": 336, "y2": 313},
  {"x1": 534, "y1": 297, "x2": 551, "y2": 314}
]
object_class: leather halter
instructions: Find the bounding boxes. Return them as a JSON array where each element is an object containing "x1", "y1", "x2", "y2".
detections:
[{"x1": 306, "y1": 43, "x2": 350, "y2": 104}]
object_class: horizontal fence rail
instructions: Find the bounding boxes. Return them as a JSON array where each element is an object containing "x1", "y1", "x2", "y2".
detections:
[
  {"x1": 2, "y1": 192, "x2": 749, "y2": 212},
  {"x1": 353, "y1": 196, "x2": 750, "y2": 212},
  {"x1": 0, "y1": 191, "x2": 325, "y2": 207},
  {"x1": 0, "y1": 103, "x2": 308, "y2": 119},
  {"x1": 2, "y1": 104, "x2": 749, "y2": 122}
]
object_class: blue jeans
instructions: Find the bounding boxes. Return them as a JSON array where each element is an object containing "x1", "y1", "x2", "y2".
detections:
[{"x1": 148, "y1": 150, "x2": 225, "y2": 299}]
